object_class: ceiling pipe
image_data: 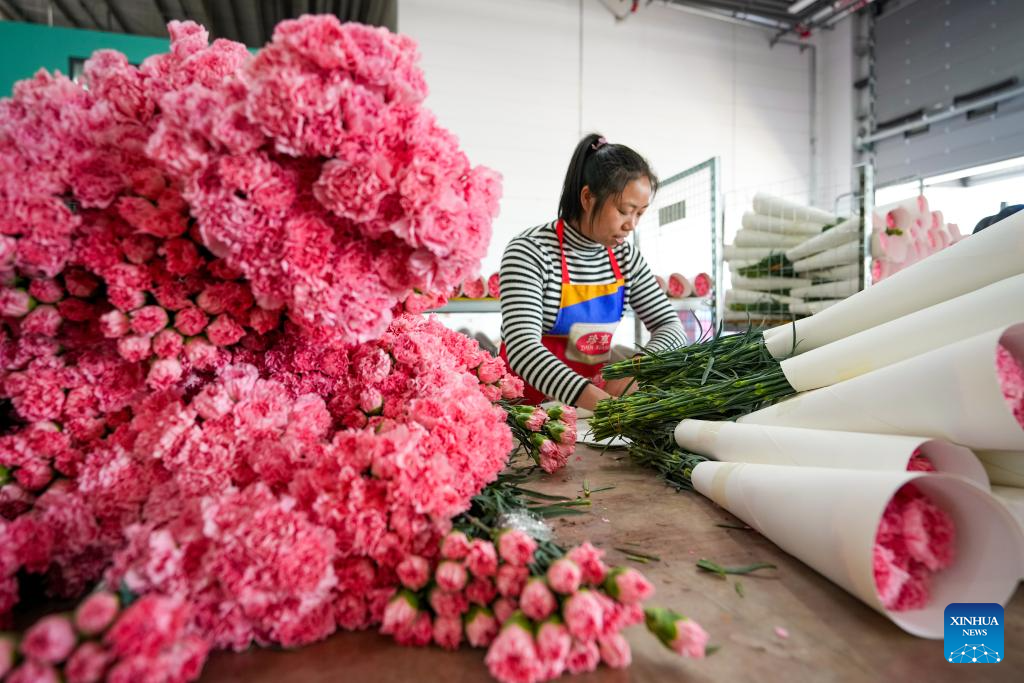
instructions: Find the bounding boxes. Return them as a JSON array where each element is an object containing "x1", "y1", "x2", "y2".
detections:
[{"x1": 657, "y1": 0, "x2": 790, "y2": 31}]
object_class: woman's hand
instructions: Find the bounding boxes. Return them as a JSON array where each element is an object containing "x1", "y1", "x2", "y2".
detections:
[
  {"x1": 604, "y1": 376, "x2": 639, "y2": 398},
  {"x1": 576, "y1": 383, "x2": 612, "y2": 412}
]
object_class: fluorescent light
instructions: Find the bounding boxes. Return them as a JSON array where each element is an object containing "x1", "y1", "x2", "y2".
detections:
[
  {"x1": 924, "y1": 156, "x2": 1024, "y2": 186},
  {"x1": 788, "y1": 0, "x2": 818, "y2": 14}
]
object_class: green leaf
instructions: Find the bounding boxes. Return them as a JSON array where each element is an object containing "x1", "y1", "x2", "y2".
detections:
[
  {"x1": 705, "y1": 644, "x2": 722, "y2": 657},
  {"x1": 734, "y1": 580, "x2": 745, "y2": 598},
  {"x1": 614, "y1": 547, "x2": 661, "y2": 562},
  {"x1": 697, "y1": 558, "x2": 777, "y2": 577}
]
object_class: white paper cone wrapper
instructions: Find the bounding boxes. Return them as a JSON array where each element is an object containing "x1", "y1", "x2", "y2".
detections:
[
  {"x1": 789, "y1": 300, "x2": 841, "y2": 315},
  {"x1": 752, "y1": 192, "x2": 837, "y2": 225},
  {"x1": 735, "y1": 230, "x2": 807, "y2": 249},
  {"x1": 976, "y1": 450, "x2": 1024, "y2": 487},
  {"x1": 870, "y1": 230, "x2": 911, "y2": 262},
  {"x1": 741, "y1": 212, "x2": 825, "y2": 235},
  {"x1": 723, "y1": 246, "x2": 784, "y2": 261},
  {"x1": 690, "y1": 462, "x2": 1022, "y2": 637},
  {"x1": 873, "y1": 196, "x2": 929, "y2": 229},
  {"x1": 785, "y1": 217, "x2": 860, "y2": 261},
  {"x1": 990, "y1": 485, "x2": 1024, "y2": 575},
  {"x1": 726, "y1": 289, "x2": 802, "y2": 306},
  {"x1": 746, "y1": 324, "x2": 1024, "y2": 451},
  {"x1": 793, "y1": 240, "x2": 860, "y2": 273},
  {"x1": 789, "y1": 278, "x2": 859, "y2": 299},
  {"x1": 731, "y1": 276, "x2": 812, "y2": 291},
  {"x1": 675, "y1": 419, "x2": 988, "y2": 487},
  {"x1": 726, "y1": 259, "x2": 759, "y2": 269},
  {"x1": 804, "y1": 263, "x2": 861, "y2": 282},
  {"x1": 763, "y1": 210, "x2": 1024, "y2": 359},
  {"x1": 667, "y1": 273, "x2": 693, "y2": 298},
  {"x1": 780, "y1": 275, "x2": 1024, "y2": 392},
  {"x1": 724, "y1": 310, "x2": 790, "y2": 322}
]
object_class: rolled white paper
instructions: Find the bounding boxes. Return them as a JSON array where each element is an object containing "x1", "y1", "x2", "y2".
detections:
[
  {"x1": 779, "y1": 275, "x2": 1024, "y2": 392},
  {"x1": 735, "y1": 230, "x2": 807, "y2": 249},
  {"x1": 690, "y1": 463, "x2": 1022, "y2": 638},
  {"x1": 752, "y1": 192, "x2": 837, "y2": 225},
  {"x1": 870, "y1": 230, "x2": 911, "y2": 263},
  {"x1": 675, "y1": 419, "x2": 988, "y2": 487},
  {"x1": 723, "y1": 246, "x2": 784, "y2": 261},
  {"x1": 730, "y1": 276, "x2": 812, "y2": 292},
  {"x1": 792, "y1": 240, "x2": 860, "y2": 273},
  {"x1": 873, "y1": 196, "x2": 929, "y2": 231},
  {"x1": 804, "y1": 263, "x2": 861, "y2": 282},
  {"x1": 725, "y1": 289, "x2": 802, "y2": 306},
  {"x1": 785, "y1": 217, "x2": 859, "y2": 262},
  {"x1": 745, "y1": 324, "x2": 1024, "y2": 451},
  {"x1": 741, "y1": 212, "x2": 826, "y2": 235},
  {"x1": 975, "y1": 450, "x2": 1024, "y2": 487},
  {"x1": 724, "y1": 310, "x2": 790, "y2": 322},
  {"x1": 762, "y1": 210, "x2": 1024, "y2": 359},
  {"x1": 788, "y1": 300, "x2": 842, "y2": 315},
  {"x1": 989, "y1": 485, "x2": 1024, "y2": 576},
  {"x1": 788, "y1": 278, "x2": 859, "y2": 300}
]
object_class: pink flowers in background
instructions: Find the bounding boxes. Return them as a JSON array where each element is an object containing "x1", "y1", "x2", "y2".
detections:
[
  {"x1": 906, "y1": 451, "x2": 936, "y2": 472},
  {"x1": 656, "y1": 272, "x2": 711, "y2": 299},
  {"x1": 378, "y1": 530, "x2": 707, "y2": 683},
  {"x1": 872, "y1": 483, "x2": 956, "y2": 611},
  {"x1": 996, "y1": 344, "x2": 1024, "y2": 428},
  {"x1": 459, "y1": 276, "x2": 487, "y2": 300}
]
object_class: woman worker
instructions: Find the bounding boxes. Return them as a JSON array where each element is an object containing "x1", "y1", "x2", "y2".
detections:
[{"x1": 499, "y1": 133, "x2": 687, "y2": 412}]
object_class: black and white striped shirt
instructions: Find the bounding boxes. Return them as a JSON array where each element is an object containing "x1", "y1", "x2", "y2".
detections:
[{"x1": 500, "y1": 220, "x2": 687, "y2": 405}]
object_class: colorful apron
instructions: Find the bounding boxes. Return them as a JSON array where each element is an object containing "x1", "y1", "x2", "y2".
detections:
[{"x1": 501, "y1": 219, "x2": 626, "y2": 405}]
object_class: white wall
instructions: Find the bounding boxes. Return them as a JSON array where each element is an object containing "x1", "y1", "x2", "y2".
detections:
[
  {"x1": 812, "y1": 15, "x2": 856, "y2": 214},
  {"x1": 400, "y1": 0, "x2": 818, "y2": 275}
]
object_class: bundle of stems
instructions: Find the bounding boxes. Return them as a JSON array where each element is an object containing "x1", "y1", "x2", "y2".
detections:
[
  {"x1": 737, "y1": 254, "x2": 795, "y2": 278},
  {"x1": 626, "y1": 438, "x2": 708, "y2": 491},
  {"x1": 589, "y1": 365, "x2": 793, "y2": 442}
]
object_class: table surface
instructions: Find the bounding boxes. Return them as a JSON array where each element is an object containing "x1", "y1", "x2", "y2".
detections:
[{"x1": 200, "y1": 444, "x2": 1023, "y2": 683}]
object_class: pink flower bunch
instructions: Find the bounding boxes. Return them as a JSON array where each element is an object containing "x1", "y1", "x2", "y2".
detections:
[
  {"x1": 1, "y1": 591, "x2": 209, "y2": 683},
  {"x1": 459, "y1": 276, "x2": 487, "y2": 299},
  {"x1": 380, "y1": 530, "x2": 703, "y2": 683},
  {"x1": 141, "y1": 16, "x2": 502, "y2": 347},
  {"x1": 996, "y1": 344, "x2": 1024, "y2": 428},
  {"x1": 507, "y1": 404, "x2": 577, "y2": 473},
  {"x1": 873, "y1": 483, "x2": 956, "y2": 611},
  {"x1": 906, "y1": 451, "x2": 936, "y2": 472}
]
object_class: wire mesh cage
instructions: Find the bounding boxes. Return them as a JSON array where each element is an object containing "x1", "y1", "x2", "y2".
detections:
[
  {"x1": 625, "y1": 157, "x2": 719, "y2": 350},
  {"x1": 719, "y1": 175, "x2": 864, "y2": 333}
]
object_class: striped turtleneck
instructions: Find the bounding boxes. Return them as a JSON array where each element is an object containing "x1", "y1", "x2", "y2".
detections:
[{"x1": 499, "y1": 219, "x2": 687, "y2": 404}]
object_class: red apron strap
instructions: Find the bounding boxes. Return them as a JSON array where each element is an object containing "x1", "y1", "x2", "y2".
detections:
[
  {"x1": 555, "y1": 219, "x2": 571, "y2": 284},
  {"x1": 607, "y1": 246, "x2": 623, "y2": 280}
]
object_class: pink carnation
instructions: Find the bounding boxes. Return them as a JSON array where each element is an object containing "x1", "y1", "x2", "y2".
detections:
[
  {"x1": 152, "y1": 329, "x2": 184, "y2": 359},
  {"x1": 465, "y1": 606, "x2": 499, "y2": 648},
  {"x1": 428, "y1": 587, "x2": 469, "y2": 618},
  {"x1": 433, "y1": 615, "x2": 463, "y2": 651},
  {"x1": 146, "y1": 358, "x2": 183, "y2": 390},
  {"x1": 496, "y1": 563, "x2": 529, "y2": 598},
  {"x1": 477, "y1": 357, "x2": 505, "y2": 385},
  {"x1": 567, "y1": 542, "x2": 608, "y2": 585},
  {"x1": 535, "y1": 619, "x2": 571, "y2": 680},
  {"x1": 394, "y1": 611, "x2": 433, "y2": 648},
  {"x1": 28, "y1": 278, "x2": 64, "y2": 304},
  {"x1": 493, "y1": 598, "x2": 518, "y2": 625},
  {"x1": 672, "y1": 619, "x2": 709, "y2": 658},
  {"x1": 174, "y1": 306, "x2": 209, "y2": 336},
  {"x1": 0, "y1": 288, "x2": 32, "y2": 317},
  {"x1": 65, "y1": 642, "x2": 112, "y2": 683},
  {"x1": 206, "y1": 314, "x2": 245, "y2": 347},
  {"x1": 565, "y1": 638, "x2": 600, "y2": 675},
  {"x1": 997, "y1": 344, "x2": 1024, "y2": 427},
  {"x1": 396, "y1": 555, "x2": 431, "y2": 591},
  {"x1": 21, "y1": 614, "x2": 77, "y2": 664},
  {"x1": 498, "y1": 529, "x2": 537, "y2": 567},
  {"x1": 130, "y1": 306, "x2": 169, "y2": 336},
  {"x1": 546, "y1": 558, "x2": 582, "y2": 595},
  {"x1": 873, "y1": 544, "x2": 910, "y2": 609},
  {"x1": 484, "y1": 618, "x2": 543, "y2": 683},
  {"x1": 466, "y1": 539, "x2": 498, "y2": 578},
  {"x1": 604, "y1": 567, "x2": 655, "y2": 605},
  {"x1": 906, "y1": 452, "x2": 936, "y2": 472},
  {"x1": 435, "y1": 560, "x2": 469, "y2": 592},
  {"x1": 441, "y1": 530, "x2": 472, "y2": 560},
  {"x1": 519, "y1": 578, "x2": 557, "y2": 622},
  {"x1": 6, "y1": 660, "x2": 60, "y2": 683},
  {"x1": 21, "y1": 305, "x2": 62, "y2": 336},
  {"x1": 99, "y1": 310, "x2": 131, "y2": 338},
  {"x1": 562, "y1": 590, "x2": 603, "y2": 641},
  {"x1": 74, "y1": 591, "x2": 121, "y2": 636},
  {"x1": 380, "y1": 590, "x2": 419, "y2": 636},
  {"x1": 599, "y1": 633, "x2": 632, "y2": 668},
  {"x1": 466, "y1": 577, "x2": 497, "y2": 606},
  {"x1": 117, "y1": 335, "x2": 152, "y2": 362},
  {"x1": 901, "y1": 492, "x2": 956, "y2": 572}
]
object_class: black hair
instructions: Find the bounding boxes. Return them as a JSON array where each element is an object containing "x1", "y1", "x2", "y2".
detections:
[{"x1": 557, "y1": 133, "x2": 658, "y2": 233}]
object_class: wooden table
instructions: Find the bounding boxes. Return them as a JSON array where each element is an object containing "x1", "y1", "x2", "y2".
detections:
[{"x1": 200, "y1": 444, "x2": 1024, "y2": 682}]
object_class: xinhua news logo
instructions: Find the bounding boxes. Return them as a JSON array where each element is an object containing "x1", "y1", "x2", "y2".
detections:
[{"x1": 944, "y1": 603, "x2": 1004, "y2": 663}]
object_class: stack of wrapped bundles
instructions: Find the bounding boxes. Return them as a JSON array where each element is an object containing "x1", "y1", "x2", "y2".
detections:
[{"x1": 723, "y1": 192, "x2": 860, "y2": 322}]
